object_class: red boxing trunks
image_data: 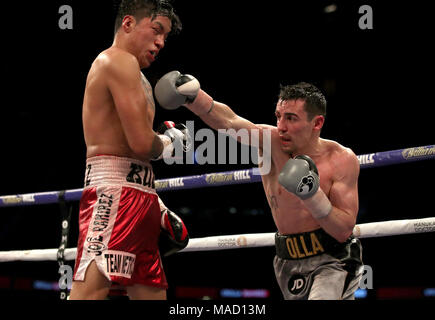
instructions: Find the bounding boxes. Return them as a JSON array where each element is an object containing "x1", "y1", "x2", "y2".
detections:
[{"x1": 73, "y1": 155, "x2": 168, "y2": 289}]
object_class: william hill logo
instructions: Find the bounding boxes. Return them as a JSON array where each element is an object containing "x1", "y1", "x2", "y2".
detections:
[
  {"x1": 357, "y1": 153, "x2": 375, "y2": 165},
  {"x1": 155, "y1": 180, "x2": 169, "y2": 190},
  {"x1": 402, "y1": 146, "x2": 435, "y2": 159},
  {"x1": 155, "y1": 178, "x2": 184, "y2": 189},
  {"x1": 206, "y1": 173, "x2": 234, "y2": 184},
  {"x1": 206, "y1": 170, "x2": 251, "y2": 185}
]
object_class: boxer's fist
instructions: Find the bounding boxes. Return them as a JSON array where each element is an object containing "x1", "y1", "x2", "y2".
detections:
[
  {"x1": 154, "y1": 71, "x2": 200, "y2": 110},
  {"x1": 159, "y1": 208, "x2": 189, "y2": 257},
  {"x1": 153, "y1": 121, "x2": 191, "y2": 160},
  {"x1": 278, "y1": 155, "x2": 320, "y2": 200},
  {"x1": 157, "y1": 121, "x2": 185, "y2": 143}
]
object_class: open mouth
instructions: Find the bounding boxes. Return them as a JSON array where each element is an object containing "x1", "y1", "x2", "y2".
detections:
[{"x1": 147, "y1": 51, "x2": 157, "y2": 61}]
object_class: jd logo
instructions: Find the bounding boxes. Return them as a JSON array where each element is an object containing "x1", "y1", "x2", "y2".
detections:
[{"x1": 288, "y1": 274, "x2": 306, "y2": 295}]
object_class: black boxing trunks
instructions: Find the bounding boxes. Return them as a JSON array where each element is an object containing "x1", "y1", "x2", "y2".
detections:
[
  {"x1": 273, "y1": 228, "x2": 363, "y2": 300},
  {"x1": 73, "y1": 155, "x2": 168, "y2": 289}
]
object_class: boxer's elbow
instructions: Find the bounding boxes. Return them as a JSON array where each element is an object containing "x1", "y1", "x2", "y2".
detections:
[
  {"x1": 322, "y1": 210, "x2": 356, "y2": 243},
  {"x1": 337, "y1": 210, "x2": 357, "y2": 242},
  {"x1": 203, "y1": 102, "x2": 239, "y2": 131},
  {"x1": 337, "y1": 221, "x2": 356, "y2": 243},
  {"x1": 129, "y1": 141, "x2": 151, "y2": 158},
  {"x1": 128, "y1": 131, "x2": 162, "y2": 159},
  {"x1": 204, "y1": 113, "x2": 233, "y2": 131},
  {"x1": 337, "y1": 229, "x2": 354, "y2": 243}
]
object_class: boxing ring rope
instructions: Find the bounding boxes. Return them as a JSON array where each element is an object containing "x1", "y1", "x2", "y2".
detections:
[
  {"x1": 0, "y1": 144, "x2": 434, "y2": 263},
  {"x1": 0, "y1": 145, "x2": 434, "y2": 207},
  {"x1": 1, "y1": 217, "x2": 434, "y2": 263}
]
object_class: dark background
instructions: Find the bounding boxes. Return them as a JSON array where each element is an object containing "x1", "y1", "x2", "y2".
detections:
[{"x1": 0, "y1": 0, "x2": 434, "y2": 300}]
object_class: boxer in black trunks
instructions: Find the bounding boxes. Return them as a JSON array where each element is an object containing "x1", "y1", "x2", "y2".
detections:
[{"x1": 154, "y1": 74, "x2": 364, "y2": 300}]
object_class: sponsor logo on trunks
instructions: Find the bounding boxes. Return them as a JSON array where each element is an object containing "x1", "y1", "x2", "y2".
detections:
[
  {"x1": 288, "y1": 274, "x2": 306, "y2": 295},
  {"x1": 92, "y1": 193, "x2": 114, "y2": 232},
  {"x1": 104, "y1": 250, "x2": 136, "y2": 279},
  {"x1": 126, "y1": 163, "x2": 155, "y2": 188},
  {"x1": 84, "y1": 164, "x2": 92, "y2": 186},
  {"x1": 285, "y1": 232, "x2": 325, "y2": 259},
  {"x1": 85, "y1": 192, "x2": 114, "y2": 256},
  {"x1": 86, "y1": 235, "x2": 106, "y2": 256}
]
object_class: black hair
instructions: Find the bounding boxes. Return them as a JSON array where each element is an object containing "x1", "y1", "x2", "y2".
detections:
[
  {"x1": 114, "y1": 0, "x2": 182, "y2": 36},
  {"x1": 279, "y1": 82, "x2": 327, "y2": 120}
]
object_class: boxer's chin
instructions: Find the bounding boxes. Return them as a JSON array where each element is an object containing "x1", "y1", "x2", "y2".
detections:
[{"x1": 280, "y1": 144, "x2": 293, "y2": 155}]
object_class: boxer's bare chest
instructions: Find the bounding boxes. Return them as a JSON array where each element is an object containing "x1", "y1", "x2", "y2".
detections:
[
  {"x1": 262, "y1": 144, "x2": 335, "y2": 233},
  {"x1": 140, "y1": 73, "x2": 155, "y2": 121}
]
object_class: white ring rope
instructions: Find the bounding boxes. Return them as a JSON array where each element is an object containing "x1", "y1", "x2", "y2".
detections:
[{"x1": 1, "y1": 217, "x2": 434, "y2": 263}]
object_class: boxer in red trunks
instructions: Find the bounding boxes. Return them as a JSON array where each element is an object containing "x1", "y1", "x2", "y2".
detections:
[{"x1": 69, "y1": 1, "x2": 186, "y2": 300}]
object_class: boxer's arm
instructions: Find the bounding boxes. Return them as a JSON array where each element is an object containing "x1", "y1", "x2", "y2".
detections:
[
  {"x1": 106, "y1": 52, "x2": 163, "y2": 159},
  {"x1": 311, "y1": 150, "x2": 360, "y2": 242},
  {"x1": 191, "y1": 95, "x2": 271, "y2": 148},
  {"x1": 154, "y1": 71, "x2": 266, "y2": 147},
  {"x1": 201, "y1": 100, "x2": 258, "y2": 134}
]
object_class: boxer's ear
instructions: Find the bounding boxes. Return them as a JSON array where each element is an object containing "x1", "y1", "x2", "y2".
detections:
[
  {"x1": 313, "y1": 115, "x2": 324, "y2": 131},
  {"x1": 122, "y1": 15, "x2": 136, "y2": 33}
]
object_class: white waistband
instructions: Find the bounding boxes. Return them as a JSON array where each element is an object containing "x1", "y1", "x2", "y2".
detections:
[{"x1": 84, "y1": 155, "x2": 156, "y2": 194}]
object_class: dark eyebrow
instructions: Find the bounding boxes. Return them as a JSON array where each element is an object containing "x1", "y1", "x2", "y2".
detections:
[
  {"x1": 153, "y1": 21, "x2": 170, "y2": 35},
  {"x1": 284, "y1": 112, "x2": 299, "y2": 118},
  {"x1": 153, "y1": 22, "x2": 163, "y2": 31}
]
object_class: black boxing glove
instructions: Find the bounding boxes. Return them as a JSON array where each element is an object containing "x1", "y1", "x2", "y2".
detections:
[{"x1": 158, "y1": 198, "x2": 189, "y2": 257}]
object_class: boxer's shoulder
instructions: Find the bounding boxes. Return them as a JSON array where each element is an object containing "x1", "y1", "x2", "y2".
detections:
[
  {"x1": 256, "y1": 123, "x2": 277, "y2": 132},
  {"x1": 92, "y1": 48, "x2": 140, "y2": 78},
  {"x1": 256, "y1": 124, "x2": 280, "y2": 142},
  {"x1": 255, "y1": 124, "x2": 282, "y2": 156},
  {"x1": 320, "y1": 139, "x2": 359, "y2": 178},
  {"x1": 98, "y1": 47, "x2": 137, "y2": 63},
  {"x1": 321, "y1": 139, "x2": 356, "y2": 159}
]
